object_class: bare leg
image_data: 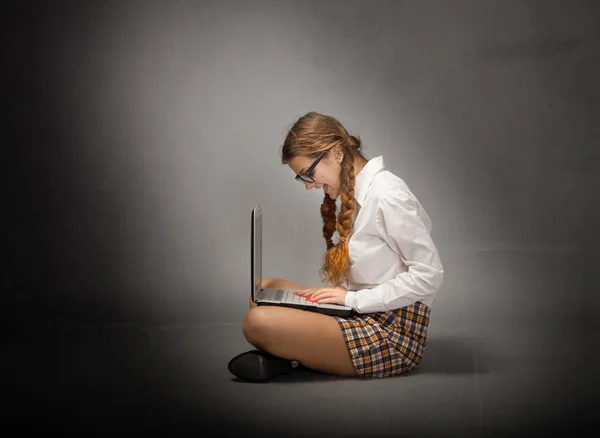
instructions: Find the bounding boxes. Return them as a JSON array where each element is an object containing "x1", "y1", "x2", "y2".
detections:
[{"x1": 244, "y1": 277, "x2": 358, "y2": 377}]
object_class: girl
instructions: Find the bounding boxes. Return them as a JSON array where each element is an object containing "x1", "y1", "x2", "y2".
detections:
[{"x1": 228, "y1": 112, "x2": 444, "y2": 380}]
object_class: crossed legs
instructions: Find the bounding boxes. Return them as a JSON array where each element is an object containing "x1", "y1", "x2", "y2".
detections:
[{"x1": 244, "y1": 277, "x2": 358, "y2": 377}]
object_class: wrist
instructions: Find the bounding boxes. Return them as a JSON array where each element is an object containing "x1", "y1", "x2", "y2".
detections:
[{"x1": 344, "y1": 291, "x2": 357, "y2": 309}]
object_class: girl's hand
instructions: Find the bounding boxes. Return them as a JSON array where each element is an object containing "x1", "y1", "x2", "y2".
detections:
[{"x1": 294, "y1": 285, "x2": 348, "y2": 306}]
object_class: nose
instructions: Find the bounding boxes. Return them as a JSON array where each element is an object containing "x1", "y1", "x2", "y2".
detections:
[{"x1": 305, "y1": 181, "x2": 315, "y2": 190}]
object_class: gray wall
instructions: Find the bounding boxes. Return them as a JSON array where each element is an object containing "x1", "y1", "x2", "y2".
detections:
[
  {"x1": 9, "y1": 0, "x2": 598, "y2": 325},
  {"x1": 6, "y1": 1, "x2": 599, "y2": 429}
]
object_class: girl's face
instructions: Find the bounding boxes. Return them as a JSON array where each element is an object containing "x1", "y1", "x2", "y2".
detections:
[{"x1": 287, "y1": 150, "x2": 343, "y2": 200}]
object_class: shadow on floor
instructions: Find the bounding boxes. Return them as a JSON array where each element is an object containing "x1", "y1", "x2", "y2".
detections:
[
  {"x1": 231, "y1": 336, "x2": 494, "y2": 383},
  {"x1": 409, "y1": 336, "x2": 495, "y2": 375}
]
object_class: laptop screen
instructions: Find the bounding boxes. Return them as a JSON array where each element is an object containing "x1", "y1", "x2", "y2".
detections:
[{"x1": 251, "y1": 205, "x2": 262, "y2": 300}]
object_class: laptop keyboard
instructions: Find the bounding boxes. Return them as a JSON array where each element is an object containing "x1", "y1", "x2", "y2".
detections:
[
  {"x1": 259, "y1": 288, "x2": 349, "y2": 312},
  {"x1": 290, "y1": 290, "x2": 308, "y2": 304},
  {"x1": 262, "y1": 289, "x2": 314, "y2": 305},
  {"x1": 263, "y1": 289, "x2": 284, "y2": 301}
]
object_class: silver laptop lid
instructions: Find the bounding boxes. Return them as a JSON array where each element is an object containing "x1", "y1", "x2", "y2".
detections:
[{"x1": 251, "y1": 205, "x2": 263, "y2": 301}]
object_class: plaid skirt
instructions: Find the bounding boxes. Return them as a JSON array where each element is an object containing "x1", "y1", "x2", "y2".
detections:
[{"x1": 333, "y1": 301, "x2": 431, "y2": 377}]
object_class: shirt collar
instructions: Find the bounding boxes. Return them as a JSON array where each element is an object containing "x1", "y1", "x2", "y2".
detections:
[{"x1": 354, "y1": 155, "x2": 385, "y2": 207}]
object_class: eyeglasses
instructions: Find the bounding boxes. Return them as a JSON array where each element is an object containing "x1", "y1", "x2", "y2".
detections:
[{"x1": 295, "y1": 151, "x2": 326, "y2": 184}]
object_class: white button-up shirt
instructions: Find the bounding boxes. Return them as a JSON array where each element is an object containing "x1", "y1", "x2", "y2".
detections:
[{"x1": 344, "y1": 156, "x2": 444, "y2": 313}]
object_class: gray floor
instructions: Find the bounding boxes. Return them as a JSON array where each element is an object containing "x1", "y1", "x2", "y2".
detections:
[{"x1": 8, "y1": 251, "x2": 597, "y2": 436}]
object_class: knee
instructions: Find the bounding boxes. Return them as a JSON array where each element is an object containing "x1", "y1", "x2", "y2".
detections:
[{"x1": 242, "y1": 307, "x2": 271, "y2": 346}]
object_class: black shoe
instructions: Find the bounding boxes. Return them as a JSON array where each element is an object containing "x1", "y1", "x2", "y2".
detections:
[{"x1": 228, "y1": 350, "x2": 297, "y2": 381}]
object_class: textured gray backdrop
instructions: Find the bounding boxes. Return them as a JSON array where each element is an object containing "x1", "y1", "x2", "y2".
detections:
[{"x1": 6, "y1": 0, "x2": 599, "y2": 435}]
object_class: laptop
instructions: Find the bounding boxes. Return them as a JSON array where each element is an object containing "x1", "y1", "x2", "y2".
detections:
[{"x1": 251, "y1": 204, "x2": 354, "y2": 317}]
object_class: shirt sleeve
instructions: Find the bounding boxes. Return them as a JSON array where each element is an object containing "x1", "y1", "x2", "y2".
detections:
[{"x1": 344, "y1": 190, "x2": 444, "y2": 313}]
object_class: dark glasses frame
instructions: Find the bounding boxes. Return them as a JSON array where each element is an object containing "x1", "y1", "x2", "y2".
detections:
[{"x1": 295, "y1": 151, "x2": 326, "y2": 184}]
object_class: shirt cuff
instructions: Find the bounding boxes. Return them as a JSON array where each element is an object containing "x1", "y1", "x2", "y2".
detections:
[{"x1": 345, "y1": 291, "x2": 358, "y2": 310}]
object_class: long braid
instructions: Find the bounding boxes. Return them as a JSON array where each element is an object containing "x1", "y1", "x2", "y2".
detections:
[
  {"x1": 320, "y1": 194, "x2": 337, "y2": 251},
  {"x1": 280, "y1": 112, "x2": 366, "y2": 287},
  {"x1": 337, "y1": 154, "x2": 356, "y2": 244},
  {"x1": 319, "y1": 146, "x2": 355, "y2": 286}
]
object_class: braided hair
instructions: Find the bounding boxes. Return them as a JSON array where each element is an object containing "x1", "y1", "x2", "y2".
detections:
[{"x1": 281, "y1": 112, "x2": 367, "y2": 286}]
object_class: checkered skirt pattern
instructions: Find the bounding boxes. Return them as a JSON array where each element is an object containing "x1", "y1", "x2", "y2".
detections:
[{"x1": 333, "y1": 301, "x2": 431, "y2": 377}]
